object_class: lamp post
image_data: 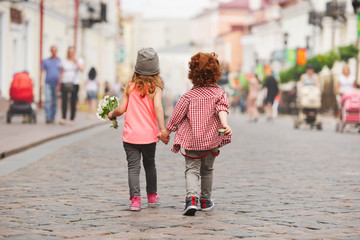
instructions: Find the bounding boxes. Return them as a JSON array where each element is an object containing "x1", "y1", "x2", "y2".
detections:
[
  {"x1": 39, "y1": 0, "x2": 43, "y2": 108},
  {"x1": 74, "y1": 0, "x2": 79, "y2": 52},
  {"x1": 283, "y1": 32, "x2": 289, "y2": 48},
  {"x1": 283, "y1": 32, "x2": 289, "y2": 66}
]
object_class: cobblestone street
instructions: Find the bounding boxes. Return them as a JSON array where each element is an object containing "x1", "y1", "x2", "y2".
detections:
[{"x1": 0, "y1": 114, "x2": 359, "y2": 239}]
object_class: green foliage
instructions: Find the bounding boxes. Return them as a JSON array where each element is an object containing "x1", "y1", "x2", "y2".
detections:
[
  {"x1": 279, "y1": 44, "x2": 358, "y2": 84},
  {"x1": 279, "y1": 66, "x2": 295, "y2": 84},
  {"x1": 316, "y1": 50, "x2": 339, "y2": 69},
  {"x1": 338, "y1": 44, "x2": 359, "y2": 62}
]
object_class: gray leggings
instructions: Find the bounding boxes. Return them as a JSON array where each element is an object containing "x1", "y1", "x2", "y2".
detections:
[{"x1": 123, "y1": 142, "x2": 157, "y2": 198}]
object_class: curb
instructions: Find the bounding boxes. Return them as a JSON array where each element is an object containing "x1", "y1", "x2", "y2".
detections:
[{"x1": 0, "y1": 122, "x2": 105, "y2": 160}]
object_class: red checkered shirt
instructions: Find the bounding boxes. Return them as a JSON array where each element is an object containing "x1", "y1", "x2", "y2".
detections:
[{"x1": 166, "y1": 84, "x2": 231, "y2": 153}]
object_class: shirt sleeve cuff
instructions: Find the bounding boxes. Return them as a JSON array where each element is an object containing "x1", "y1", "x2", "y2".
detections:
[
  {"x1": 166, "y1": 123, "x2": 177, "y2": 132},
  {"x1": 216, "y1": 106, "x2": 229, "y2": 114}
]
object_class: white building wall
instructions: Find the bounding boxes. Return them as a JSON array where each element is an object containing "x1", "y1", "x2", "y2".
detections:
[
  {"x1": 252, "y1": 21, "x2": 282, "y2": 61},
  {"x1": 0, "y1": 0, "x2": 118, "y2": 100},
  {"x1": 139, "y1": 18, "x2": 191, "y2": 52},
  {"x1": 191, "y1": 10, "x2": 219, "y2": 52},
  {"x1": 159, "y1": 51, "x2": 192, "y2": 96},
  {"x1": 241, "y1": 34, "x2": 256, "y2": 73},
  {"x1": 0, "y1": 11, "x2": 6, "y2": 96},
  {"x1": 281, "y1": 1, "x2": 312, "y2": 50},
  {"x1": 242, "y1": 0, "x2": 359, "y2": 75}
]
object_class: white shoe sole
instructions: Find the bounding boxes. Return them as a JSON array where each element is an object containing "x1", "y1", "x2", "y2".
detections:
[
  {"x1": 148, "y1": 202, "x2": 158, "y2": 207},
  {"x1": 182, "y1": 206, "x2": 197, "y2": 216},
  {"x1": 200, "y1": 200, "x2": 214, "y2": 212},
  {"x1": 201, "y1": 205, "x2": 214, "y2": 212},
  {"x1": 129, "y1": 207, "x2": 141, "y2": 211}
]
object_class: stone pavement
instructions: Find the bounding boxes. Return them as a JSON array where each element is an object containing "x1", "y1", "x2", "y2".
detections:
[
  {"x1": 0, "y1": 114, "x2": 359, "y2": 239},
  {"x1": 0, "y1": 105, "x2": 103, "y2": 159}
]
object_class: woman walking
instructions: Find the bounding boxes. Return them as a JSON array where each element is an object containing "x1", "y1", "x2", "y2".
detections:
[
  {"x1": 57, "y1": 46, "x2": 84, "y2": 125},
  {"x1": 247, "y1": 74, "x2": 260, "y2": 122}
]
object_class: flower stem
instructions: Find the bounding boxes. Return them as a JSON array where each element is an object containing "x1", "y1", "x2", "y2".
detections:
[{"x1": 111, "y1": 119, "x2": 118, "y2": 129}]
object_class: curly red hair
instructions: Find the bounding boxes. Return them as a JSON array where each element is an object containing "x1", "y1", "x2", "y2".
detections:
[{"x1": 188, "y1": 52, "x2": 221, "y2": 86}]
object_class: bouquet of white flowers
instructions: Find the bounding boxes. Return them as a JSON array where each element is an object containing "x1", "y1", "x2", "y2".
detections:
[{"x1": 96, "y1": 95, "x2": 120, "y2": 129}]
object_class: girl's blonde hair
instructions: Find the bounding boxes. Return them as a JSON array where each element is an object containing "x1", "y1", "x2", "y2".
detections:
[{"x1": 130, "y1": 73, "x2": 164, "y2": 97}]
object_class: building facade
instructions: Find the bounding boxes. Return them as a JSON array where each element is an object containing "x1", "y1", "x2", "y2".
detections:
[
  {"x1": 242, "y1": 0, "x2": 358, "y2": 75},
  {"x1": 0, "y1": 0, "x2": 118, "y2": 101}
]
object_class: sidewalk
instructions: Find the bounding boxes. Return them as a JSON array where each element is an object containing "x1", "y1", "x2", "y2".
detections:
[{"x1": 0, "y1": 102, "x2": 104, "y2": 159}]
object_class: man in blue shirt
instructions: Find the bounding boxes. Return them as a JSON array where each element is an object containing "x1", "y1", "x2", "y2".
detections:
[{"x1": 41, "y1": 46, "x2": 61, "y2": 123}]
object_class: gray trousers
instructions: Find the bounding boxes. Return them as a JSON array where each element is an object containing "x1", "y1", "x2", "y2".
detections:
[
  {"x1": 123, "y1": 142, "x2": 157, "y2": 198},
  {"x1": 184, "y1": 147, "x2": 218, "y2": 200}
]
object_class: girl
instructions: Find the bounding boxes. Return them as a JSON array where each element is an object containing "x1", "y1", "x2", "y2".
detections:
[
  {"x1": 108, "y1": 48, "x2": 166, "y2": 211},
  {"x1": 159, "y1": 52, "x2": 232, "y2": 216}
]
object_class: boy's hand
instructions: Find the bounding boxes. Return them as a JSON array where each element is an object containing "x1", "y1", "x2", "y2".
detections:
[{"x1": 223, "y1": 124, "x2": 232, "y2": 136}]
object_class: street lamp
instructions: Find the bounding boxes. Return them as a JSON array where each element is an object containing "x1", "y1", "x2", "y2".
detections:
[
  {"x1": 283, "y1": 32, "x2": 289, "y2": 48},
  {"x1": 306, "y1": 35, "x2": 311, "y2": 51},
  {"x1": 283, "y1": 32, "x2": 289, "y2": 64}
]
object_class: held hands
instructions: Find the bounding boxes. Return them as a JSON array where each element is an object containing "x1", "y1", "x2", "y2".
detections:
[{"x1": 157, "y1": 129, "x2": 170, "y2": 144}]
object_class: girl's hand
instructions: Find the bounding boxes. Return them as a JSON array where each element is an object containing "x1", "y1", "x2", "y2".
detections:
[
  {"x1": 108, "y1": 111, "x2": 114, "y2": 120},
  {"x1": 223, "y1": 124, "x2": 232, "y2": 136},
  {"x1": 157, "y1": 129, "x2": 170, "y2": 144}
]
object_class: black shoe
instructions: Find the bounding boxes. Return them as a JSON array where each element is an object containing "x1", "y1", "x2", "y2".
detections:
[
  {"x1": 182, "y1": 196, "x2": 198, "y2": 216},
  {"x1": 200, "y1": 199, "x2": 214, "y2": 212}
]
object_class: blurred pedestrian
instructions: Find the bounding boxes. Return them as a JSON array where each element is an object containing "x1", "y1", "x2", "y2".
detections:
[
  {"x1": 112, "y1": 78, "x2": 123, "y2": 98},
  {"x1": 57, "y1": 46, "x2": 84, "y2": 125},
  {"x1": 159, "y1": 52, "x2": 232, "y2": 216},
  {"x1": 300, "y1": 64, "x2": 320, "y2": 88},
  {"x1": 104, "y1": 81, "x2": 111, "y2": 96},
  {"x1": 41, "y1": 45, "x2": 61, "y2": 123},
  {"x1": 107, "y1": 48, "x2": 166, "y2": 211},
  {"x1": 247, "y1": 74, "x2": 260, "y2": 122},
  {"x1": 263, "y1": 70, "x2": 279, "y2": 120},
  {"x1": 335, "y1": 65, "x2": 356, "y2": 117},
  {"x1": 272, "y1": 93, "x2": 281, "y2": 118},
  {"x1": 85, "y1": 67, "x2": 99, "y2": 117}
]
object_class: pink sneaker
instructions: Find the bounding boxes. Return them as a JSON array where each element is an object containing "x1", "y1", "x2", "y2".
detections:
[
  {"x1": 129, "y1": 196, "x2": 141, "y2": 211},
  {"x1": 147, "y1": 193, "x2": 159, "y2": 206}
]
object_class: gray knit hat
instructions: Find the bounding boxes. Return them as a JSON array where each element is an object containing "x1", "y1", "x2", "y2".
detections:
[{"x1": 134, "y1": 48, "x2": 160, "y2": 75}]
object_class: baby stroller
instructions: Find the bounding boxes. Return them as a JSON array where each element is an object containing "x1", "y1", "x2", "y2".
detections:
[
  {"x1": 7, "y1": 72, "x2": 36, "y2": 124},
  {"x1": 294, "y1": 85, "x2": 322, "y2": 130},
  {"x1": 336, "y1": 89, "x2": 360, "y2": 133}
]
